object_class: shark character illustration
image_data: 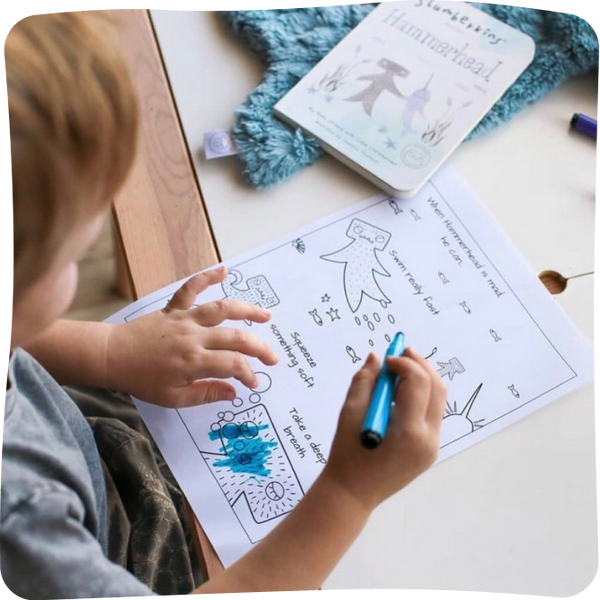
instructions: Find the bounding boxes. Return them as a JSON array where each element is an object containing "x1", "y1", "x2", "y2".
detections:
[
  {"x1": 321, "y1": 219, "x2": 392, "y2": 313},
  {"x1": 222, "y1": 270, "x2": 280, "y2": 308},
  {"x1": 221, "y1": 270, "x2": 280, "y2": 325},
  {"x1": 345, "y1": 58, "x2": 410, "y2": 116},
  {"x1": 400, "y1": 74, "x2": 433, "y2": 136}
]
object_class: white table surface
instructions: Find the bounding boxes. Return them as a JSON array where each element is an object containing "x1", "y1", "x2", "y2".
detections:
[{"x1": 151, "y1": 9, "x2": 597, "y2": 595}]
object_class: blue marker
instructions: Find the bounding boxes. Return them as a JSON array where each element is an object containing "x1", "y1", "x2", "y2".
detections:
[
  {"x1": 360, "y1": 332, "x2": 406, "y2": 449},
  {"x1": 570, "y1": 113, "x2": 597, "y2": 140}
]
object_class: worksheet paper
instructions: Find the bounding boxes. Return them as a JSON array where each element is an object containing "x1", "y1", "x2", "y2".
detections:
[{"x1": 107, "y1": 166, "x2": 593, "y2": 567}]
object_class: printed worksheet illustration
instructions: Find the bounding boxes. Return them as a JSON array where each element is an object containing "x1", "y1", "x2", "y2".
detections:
[
  {"x1": 197, "y1": 403, "x2": 304, "y2": 544},
  {"x1": 107, "y1": 166, "x2": 592, "y2": 568}
]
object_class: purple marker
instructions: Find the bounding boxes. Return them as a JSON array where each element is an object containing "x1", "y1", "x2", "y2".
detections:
[{"x1": 570, "y1": 113, "x2": 597, "y2": 140}]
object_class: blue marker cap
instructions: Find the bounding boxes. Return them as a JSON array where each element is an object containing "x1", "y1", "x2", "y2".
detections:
[{"x1": 360, "y1": 332, "x2": 406, "y2": 449}]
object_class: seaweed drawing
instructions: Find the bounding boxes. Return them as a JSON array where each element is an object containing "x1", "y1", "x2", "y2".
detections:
[
  {"x1": 422, "y1": 97, "x2": 473, "y2": 147},
  {"x1": 318, "y1": 45, "x2": 371, "y2": 93},
  {"x1": 291, "y1": 238, "x2": 306, "y2": 254}
]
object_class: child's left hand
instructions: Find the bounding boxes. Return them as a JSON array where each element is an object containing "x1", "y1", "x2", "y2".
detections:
[{"x1": 105, "y1": 267, "x2": 279, "y2": 407}]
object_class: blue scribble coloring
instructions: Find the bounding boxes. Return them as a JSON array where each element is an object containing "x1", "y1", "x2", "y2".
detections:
[{"x1": 208, "y1": 422, "x2": 276, "y2": 477}]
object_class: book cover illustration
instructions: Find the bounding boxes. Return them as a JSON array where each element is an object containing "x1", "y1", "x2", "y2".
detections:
[{"x1": 275, "y1": 1, "x2": 535, "y2": 196}]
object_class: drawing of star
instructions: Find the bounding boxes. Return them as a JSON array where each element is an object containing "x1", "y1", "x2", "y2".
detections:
[
  {"x1": 385, "y1": 137, "x2": 396, "y2": 150},
  {"x1": 321, "y1": 294, "x2": 330, "y2": 303},
  {"x1": 378, "y1": 125, "x2": 388, "y2": 134},
  {"x1": 306, "y1": 85, "x2": 318, "y2": 95},
  {"x1": 326, "y1": 308, "x2": 340, "y2": 322}
]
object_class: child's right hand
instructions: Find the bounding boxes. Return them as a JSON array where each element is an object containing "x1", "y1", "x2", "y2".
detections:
[{"x1": 322, "y1": 348, "x2": 447, "y2": 512}]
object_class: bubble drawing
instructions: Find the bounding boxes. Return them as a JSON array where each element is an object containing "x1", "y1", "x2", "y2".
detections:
[{"x1": 251, "y1": 372, "x2": 272, "y2": 394}]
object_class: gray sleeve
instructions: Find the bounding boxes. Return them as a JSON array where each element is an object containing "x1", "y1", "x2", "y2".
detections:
[{"x1": 0, "y1": 484, "x2": 157, "y2": 599}]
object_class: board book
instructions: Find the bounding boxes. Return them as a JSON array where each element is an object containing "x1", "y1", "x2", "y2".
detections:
[{"x1": 274, "y1": 0, "x2": 535, "y2": 197}]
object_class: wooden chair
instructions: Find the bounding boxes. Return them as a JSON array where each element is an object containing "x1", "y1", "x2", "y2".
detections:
[{"x1": 104, "y1": 9, "x2": 224, "y2": 580}]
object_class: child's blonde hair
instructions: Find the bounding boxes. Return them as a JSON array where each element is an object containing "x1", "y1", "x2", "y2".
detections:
[{"x1": 6, "y1": 12, "x2": 139, "y2": 297}]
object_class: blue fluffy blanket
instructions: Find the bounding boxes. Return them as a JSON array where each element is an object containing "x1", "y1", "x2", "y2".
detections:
[{"x1": 223, "y1": 4, "x2": 598, "y2": 189}]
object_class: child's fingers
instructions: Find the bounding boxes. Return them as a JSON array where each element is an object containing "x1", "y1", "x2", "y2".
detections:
[
  {"x1": 204, "y1": 327, "x2": 279, "y2": 366},
  {"x1": 195, "y1": 350, "x2": 258, "y2": 389},
  {"x1": 190, "y1": 299, "x2": 271, "y2": 326},
  {"x1": 165, "y1": 267, "x2": 227, "y2": 312},
  {"x1": 386, "y1": 354, "x2": 432, "y2": 424},
  {"x1": 343, "y1": 353, "x2": 380, "y2": 411},
  {"x1": 173, "y1": 380, "x2": 237, "y2": 407}
]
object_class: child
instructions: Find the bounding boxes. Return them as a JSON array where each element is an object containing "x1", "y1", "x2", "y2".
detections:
[{"x1": 1, "y1": 12, "x2": 446, "y2": 597}]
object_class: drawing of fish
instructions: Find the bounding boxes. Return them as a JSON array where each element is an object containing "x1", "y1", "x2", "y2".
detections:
[
  {"x1": 309, "y1": 309, "x2": 324, "y2": 326},
  {"x1": 460, "y1": 301, "x2": 472, "y2": 315},
  {"x1": 410, "y1": 209, "x2": 421, "y2": 221},
  {"x1": 489, "y1": 329, "x2": 502, "y2": 342},
  {"x1": 438, "y1": 272, "x2": 449, "y2": 285},
  {"x1": 400, "y1": 74, "x2": 433, "y2": 136},
  {"x1": 346, "y1": 346, "x2": 361, "y2": 363},
  {"x1": 508, "y1": 384, "x2": 520, "y2": 398},
  {"x1": 388, "y1": 198, "x2": 403, "y2": 215}
]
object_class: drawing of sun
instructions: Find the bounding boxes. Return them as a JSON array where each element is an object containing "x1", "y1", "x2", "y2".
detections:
[{"x1": 440, "y1": 383, "x2": 485, "y2": 448}]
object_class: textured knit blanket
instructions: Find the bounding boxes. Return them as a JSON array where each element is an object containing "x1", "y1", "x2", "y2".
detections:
[{"x1": 223, "y1": 4, "x2": 598, "y2": 189}]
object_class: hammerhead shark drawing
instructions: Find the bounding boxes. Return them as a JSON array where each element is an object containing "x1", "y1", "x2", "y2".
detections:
[{"x1": 345, "y1": 58, "x2": 410, "y2": 116}]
